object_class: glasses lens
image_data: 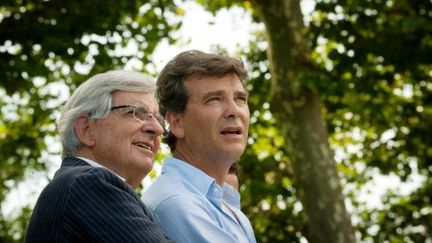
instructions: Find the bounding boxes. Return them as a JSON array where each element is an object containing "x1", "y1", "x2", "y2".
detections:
[
  {"x1": 133, "y1": 107, "x2": 148, "y2": 122},
  {"x1": 133, "y1": 107, "x2": 165, "y2": 128}
]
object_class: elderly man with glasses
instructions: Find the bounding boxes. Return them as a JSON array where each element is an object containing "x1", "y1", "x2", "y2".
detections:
[{"x1": 25, "y1": 70, "x2": 173, "y2": 243}]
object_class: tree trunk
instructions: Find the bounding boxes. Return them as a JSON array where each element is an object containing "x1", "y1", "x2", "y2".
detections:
[{"x1": 250, "y1": 0, "x2": 356, "y2": 242}]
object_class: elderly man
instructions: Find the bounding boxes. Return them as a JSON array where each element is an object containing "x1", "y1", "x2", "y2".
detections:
[{"x1": 25, "y1": 70, "x2": 173, "y2": 242}]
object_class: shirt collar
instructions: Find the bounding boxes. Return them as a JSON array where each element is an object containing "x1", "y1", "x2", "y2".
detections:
[
  {"x1": 162, "y1": 157, "x2": 240, "y2": 208},
  {"x1": 76, "y1": 156, "x2": 126, "y2": 181},
  {"x1": 162, "y1": 157, "x2": 216, "y2": 194},
  {"x1": 223, "y1": 183, "x2": 241, "y2": 209}
]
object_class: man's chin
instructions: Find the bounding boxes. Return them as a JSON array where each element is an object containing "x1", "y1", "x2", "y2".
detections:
[
  {"x1": 135, "y1": 158, "x2": 153, "y2": 172},
  {"x1": 223, "y1": 146, "x2": 246, "y2": 159}
]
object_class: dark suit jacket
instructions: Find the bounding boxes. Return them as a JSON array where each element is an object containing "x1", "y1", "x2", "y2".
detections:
[{"x1": 25, "y1": 157, "x2": 174, "y2": 243}]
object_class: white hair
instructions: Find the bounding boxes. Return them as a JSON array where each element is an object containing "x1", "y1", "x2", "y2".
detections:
[{"x1": 58, "y1": 70, "x2": 156, "y2": 158}]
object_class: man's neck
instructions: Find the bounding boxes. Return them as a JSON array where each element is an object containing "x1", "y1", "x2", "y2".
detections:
[{"x1": 172, "y1": 150, "x2": 232, "y2": 186}]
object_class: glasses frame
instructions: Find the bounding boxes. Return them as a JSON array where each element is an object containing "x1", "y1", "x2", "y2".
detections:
[{"x1": 110, "y1": 104, "x2": 165, "y2": 130}]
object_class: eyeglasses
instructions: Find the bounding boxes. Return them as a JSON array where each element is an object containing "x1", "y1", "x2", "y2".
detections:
[{"x1": 110, "y1": 104, "x2": 165, "y2": 128}]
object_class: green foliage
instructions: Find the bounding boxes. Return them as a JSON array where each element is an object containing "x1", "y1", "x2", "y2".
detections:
[
  {"x1": 0, "y1": 0, "x2": 179, "y2": 241},
  {"x1": 0, "y1": 206, "x2": 32, "y2": 242},
  {"x1": 201, "y1": 0, "x2": 432, "y2": 241},
  {"x1": 236, "y1": 35, "x2": 307, "y2": 241},
  {"x1": 195, "y1": 0, "x2": 249, "y2": 14},
  {"x1": 2, "y1": 0, "x2": 432, "y2": 242},
  {"x1": 308, "y1": 0, "x2": 432, "y2": 241},
  {"x1": 357, "y1": 178, "x2": 432, "y2": 242}
]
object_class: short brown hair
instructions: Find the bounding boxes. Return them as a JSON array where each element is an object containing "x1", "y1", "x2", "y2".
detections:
[{"x1": 157, "y1": 50, "x2": 247, "y2": 151}]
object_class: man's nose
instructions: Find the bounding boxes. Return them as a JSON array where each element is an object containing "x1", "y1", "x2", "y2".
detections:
[
  {"x1": 142, "y1": 119, "x2": 165, "y2": 136},
  {"x1": 224, "y1": 99, "x2": 242, "y2": 118}
]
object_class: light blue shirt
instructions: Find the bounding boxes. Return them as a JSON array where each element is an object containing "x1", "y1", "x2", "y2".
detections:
[{"x1": 142, "y1": 157, "x2": 257, "y2": 243}]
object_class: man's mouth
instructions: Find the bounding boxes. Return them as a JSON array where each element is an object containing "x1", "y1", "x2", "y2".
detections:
[
  {"x1": 132, "y1": 141, "x2": 153, "y2": 151},
  {"x1": 220, "y1": 127, "x2": 242, "y2": 135}
]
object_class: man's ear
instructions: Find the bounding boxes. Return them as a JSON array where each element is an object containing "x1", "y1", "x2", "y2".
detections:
[
  {"x1": 75, "y1": 115, "x2": 96, "y2": 147},
  {"x1": 166, "y1": 111, "x2": 184, "y2": 139}
]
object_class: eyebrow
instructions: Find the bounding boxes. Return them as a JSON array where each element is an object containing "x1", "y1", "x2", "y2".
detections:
[
  {"x1": 111, "y1": 104, "x2": 148, "y2": 109},
  {"x1": 202, "y1": 90, "x2": 249, "y2": 100},
  {"x1": 235, "y1": 90, "x2": 249, "y2": 98},
  {"x1": 202, "y1": 90, "x2": 224, "y2": 100}
]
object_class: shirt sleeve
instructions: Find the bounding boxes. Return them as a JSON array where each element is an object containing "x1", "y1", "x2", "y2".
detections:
[
  {"x1": 63, "y1": 168, "x2": 174, "y2": 243},
  {"x1": 153, "y1": 195, "x2": 237, "y2": 243}
]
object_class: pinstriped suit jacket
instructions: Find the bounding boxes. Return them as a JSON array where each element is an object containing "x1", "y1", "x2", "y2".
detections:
[{"x1": 25, "y1": 157, "x2": 174, "y2": 243}]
